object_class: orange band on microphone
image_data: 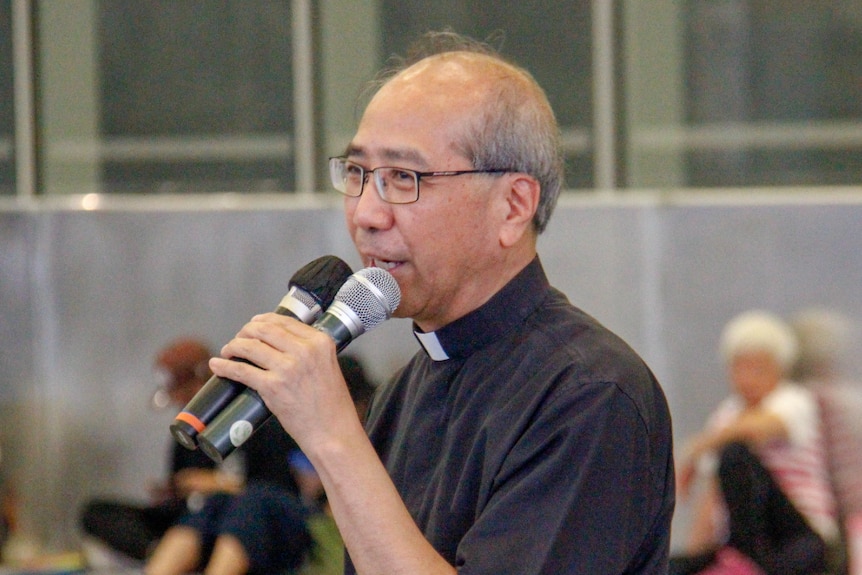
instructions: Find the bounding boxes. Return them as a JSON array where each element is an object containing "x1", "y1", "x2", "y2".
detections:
[{"x1": 174, "y1": 412, "x2": 206, "y2": 433}]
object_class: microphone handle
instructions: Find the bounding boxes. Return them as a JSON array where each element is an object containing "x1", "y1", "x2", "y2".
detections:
[
  {"x1": 169, "y1": 303, "x2": 304, "y2": 450},
  {"x1": 197, "y1": 387, "x2": 269, "y2": 462},
  {"x1": 196, "y1": 307, "x2": 357, "y2": 461},
  {"x1": 169, "y1": 360, "x2": 255, "y2": 450},
  {"x1": 313, "y1": 311, "x2": 356, "y2": 352}
]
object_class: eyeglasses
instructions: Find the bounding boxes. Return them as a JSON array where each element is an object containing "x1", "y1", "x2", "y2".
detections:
[{"x1": 329, "y1": 156, "x2": 513, "y2": 204}]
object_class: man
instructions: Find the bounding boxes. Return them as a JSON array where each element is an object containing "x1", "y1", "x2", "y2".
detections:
[{"x1": 211, "y1": 32, "x2": 674, "y2": 574}]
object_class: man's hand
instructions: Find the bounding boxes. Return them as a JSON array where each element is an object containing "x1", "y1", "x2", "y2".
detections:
[{"x1": 208, "y1": 313, "x2": 360, "y2": 452}]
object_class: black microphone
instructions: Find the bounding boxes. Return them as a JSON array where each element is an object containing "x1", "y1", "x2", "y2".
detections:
[
  {"x1": 170, "y1": 255, "x2": 353, "y2": 450},
  {"x1": 196, "y1": 266, "x2": 401, "y2": 462}
]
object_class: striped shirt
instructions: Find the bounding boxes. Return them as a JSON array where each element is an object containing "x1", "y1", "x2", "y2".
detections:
[
  {"x1": 812, "y1": 381, "x2": 862, "y2": 520},
  {"x1": 706, "y1": 382, "x2": 839, "y2": 542}
]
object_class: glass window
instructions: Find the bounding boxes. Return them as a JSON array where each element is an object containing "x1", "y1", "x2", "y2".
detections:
[
  {"x1": 97, "y1": 0, "x2": 293, "y2": 193},
  {"x1": 378, "y1": 0, "x2": 594, "y2": 190},
  {"x1": 625, "y1": 0, "x2": 862, "y2": 188},
  {"x1": 35, "y1": 0, "x2": 293, "y2": 195},
  {"x1": 9, "y1": 1, "x2": 862, "y2": 196},
  {"x1": 684, "y1": 1, "x2": 862, "y2": 187},
  {"x1": 0, "y1": 1, "x2": 14, "y2": 196}
]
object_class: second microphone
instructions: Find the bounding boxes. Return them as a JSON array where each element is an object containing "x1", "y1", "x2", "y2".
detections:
[
  {"x1": 196, "y1": 266, "x2": 401, "y2": 462},
  {"x1": 170, "y1": 255, "x2": 353, "y2": 451}
]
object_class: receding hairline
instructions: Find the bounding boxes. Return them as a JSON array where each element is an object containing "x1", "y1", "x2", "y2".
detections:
[
  {"x1": 387, "y1": 50, "x2": 538, "y2": 94},
  {"x1": 373, "y1": 51, "x2": 552, "y2": 141}
]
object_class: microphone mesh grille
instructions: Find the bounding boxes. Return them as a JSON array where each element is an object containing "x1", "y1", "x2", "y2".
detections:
[
  {"x1": 289, "y1": 285, "x2": 318, "y2": 309},
  {"x1": 335, "y1": 267, "x2": 401, "y2": 331}
]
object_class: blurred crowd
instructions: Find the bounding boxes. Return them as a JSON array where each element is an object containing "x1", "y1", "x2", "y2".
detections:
[
  {"x1": 0, "y1": 338, "x2": 374, "y2": 575},
  {"x1": 1, "y1": 309, "x2": 860, "y2": 575}
]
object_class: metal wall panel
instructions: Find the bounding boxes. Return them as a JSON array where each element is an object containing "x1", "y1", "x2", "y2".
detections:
[{"x1": 1, "y1": 194, "x2": 861, "y2": 551}]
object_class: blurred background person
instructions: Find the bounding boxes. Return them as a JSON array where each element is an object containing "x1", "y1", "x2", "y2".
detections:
[
  {"x1": 0, "y1": 443, "x2": 13, "y2": 559},
  {"x1": 791, "y1": 307, "x2": 858, "y2": 385},
  {"x1": 143, "y1": 416, "x2": 311, "y2": 575},
  {"x1": 792, "y1": 307, "x2": 862, "y2": 574},
  {"x1": 143, "y1": 353, "x2": 375, "y2": 575},
  {"x1": 80, "y1": 337, "x2": 217, "y2": 567},
  {"x1": 672, "y1": 310, "x2": 839, "y2": 575}
]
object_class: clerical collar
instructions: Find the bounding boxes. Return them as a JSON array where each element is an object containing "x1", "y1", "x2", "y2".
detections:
[{"x1": 413, "y1": 257, "x2": 549, "y2": 361}]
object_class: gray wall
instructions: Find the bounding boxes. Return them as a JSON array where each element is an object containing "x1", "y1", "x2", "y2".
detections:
[{"x1": 2, "y1": 190, "x2": 862, "y2": 553}]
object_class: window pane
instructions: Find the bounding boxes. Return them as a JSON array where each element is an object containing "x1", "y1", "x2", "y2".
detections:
[
  {"x1": 627, "y1": 0, "x2": 862, "y2": 189},
  {"x1": 683, "y1": 1, "x2": 862, "y2": 187},
  {"x1": 97, "y1": 0, "x2": 294, "y2": 193},
  {"x1": 37, "y1": 0, "x2": 294, "y2": 195},
  {"x1": 0, "y1": 2, "x2": 13, "y2": 195},
  {"x1": 379, "y1": 0, "x2": 594, "y2": 190}
]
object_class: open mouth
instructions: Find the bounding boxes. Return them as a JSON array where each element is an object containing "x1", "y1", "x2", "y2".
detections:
[{"x1": 371, "y1": 259, "x2": 402, "y2": 271}]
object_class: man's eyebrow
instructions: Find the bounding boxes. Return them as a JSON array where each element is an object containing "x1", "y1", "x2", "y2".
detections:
[
  {"x1": 343, "y1": 144, "x2": 428, "y2": 168},
  {"x1": 343, "y1": 143, "x2": 365, "y2": 158}
]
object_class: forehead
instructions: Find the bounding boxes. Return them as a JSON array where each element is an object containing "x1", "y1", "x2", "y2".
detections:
[
  {"x1": 349, "y1": 56, "x2": 496, "y2": 165},
  {"x1": 731, "y1": 349, "x2": 779, "y2": 368}
]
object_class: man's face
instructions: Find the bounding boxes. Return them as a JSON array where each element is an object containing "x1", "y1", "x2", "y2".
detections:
[{"x1": 343, "y1": 62, "x2": 512, "y2": 331}]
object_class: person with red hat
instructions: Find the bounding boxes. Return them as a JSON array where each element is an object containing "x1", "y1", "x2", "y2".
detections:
[{"x1": 80, "y1": 337, "x2": 219, "y2": 565}]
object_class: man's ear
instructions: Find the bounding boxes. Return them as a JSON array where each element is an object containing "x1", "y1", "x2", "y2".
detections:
[{"x1": 499, "y1": 174, "x2": 540, "y2": 248}]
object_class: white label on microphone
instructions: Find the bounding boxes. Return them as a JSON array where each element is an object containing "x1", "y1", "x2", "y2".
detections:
[{"x1": 229, "y1": 420, "x2": 254, "y2": 448}]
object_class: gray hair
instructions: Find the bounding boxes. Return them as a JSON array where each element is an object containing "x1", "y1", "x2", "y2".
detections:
[
  {"x1": 365, "y1": 31, "x2": 564, "y2": 234},
  {"x1": 790, "y1": 307, "x2": 857, "y2": 382}
]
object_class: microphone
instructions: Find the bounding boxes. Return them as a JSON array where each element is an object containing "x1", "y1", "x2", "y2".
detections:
[
  {"x1": 196, "y1": 266, "x2": 401, "y2": 462},
  {"x1": 169, "y1": 255, "x2": 353, "y2": 450}
]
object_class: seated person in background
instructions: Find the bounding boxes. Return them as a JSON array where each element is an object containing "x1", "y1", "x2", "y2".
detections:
[
  {"x1": 0, "y1": 444, "x2": 12, "y2": 557},
  {"x1": 144, "y1": 416, "x2": 311, "y2": 575},
  {"x1": 791, "y1": 308, "x2": 858, "y2": 387},
  {"x1": 672, "y1": 310, "x2": 839, "y2": 575},
  {"x1": 144, "y1": 354, "x2": 376, "y2": 575},
  {"x1": 81, "y1": 338, "x2": 218, "y2": 565},
  {"x1": 792, "y1": 308, "x2": 862, "y2": 569}
]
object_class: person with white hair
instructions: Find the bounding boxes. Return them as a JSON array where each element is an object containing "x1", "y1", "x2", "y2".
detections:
[{"x1": 672, "y1": 310, "x2": 840, "y2": 575}]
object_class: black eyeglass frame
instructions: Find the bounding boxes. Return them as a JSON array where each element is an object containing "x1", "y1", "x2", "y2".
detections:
[{"x1": 329, "y1": 156, "x2": 514, "y2": 204}]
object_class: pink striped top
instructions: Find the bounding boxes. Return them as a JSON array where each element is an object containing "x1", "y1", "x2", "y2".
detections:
[{"x1": 705, "y1": 382, "x2": 839, "y2": 542}]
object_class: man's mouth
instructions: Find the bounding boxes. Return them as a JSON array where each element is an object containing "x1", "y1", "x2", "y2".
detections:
[{"x1": 371, "y1": 259, "x2": 402, "y2": 271}]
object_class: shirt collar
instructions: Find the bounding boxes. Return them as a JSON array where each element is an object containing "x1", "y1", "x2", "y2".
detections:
[{"x1": 413, "y1": 257, "x2": 549, "y2": 361}]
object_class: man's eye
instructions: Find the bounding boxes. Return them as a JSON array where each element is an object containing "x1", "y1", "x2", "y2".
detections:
[{"x1": 390, "y1": 169, "x2": 415, "y2": 184}]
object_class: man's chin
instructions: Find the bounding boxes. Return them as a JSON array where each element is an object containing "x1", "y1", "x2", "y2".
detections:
[{"x1": 392, "y1": 307, "x2": 410, "y2": 320}]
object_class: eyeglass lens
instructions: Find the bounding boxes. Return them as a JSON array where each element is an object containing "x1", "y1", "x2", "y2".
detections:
[{"x1": 331, "y1": 159, "x2": 418, "y2": 204}]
